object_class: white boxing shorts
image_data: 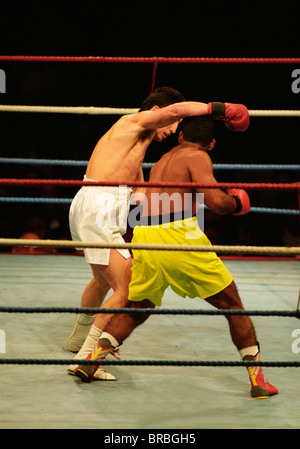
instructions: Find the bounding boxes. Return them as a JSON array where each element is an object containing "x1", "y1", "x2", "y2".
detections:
[{"x1": 69, "y1": 176, "x2": 132, "y2": 265}]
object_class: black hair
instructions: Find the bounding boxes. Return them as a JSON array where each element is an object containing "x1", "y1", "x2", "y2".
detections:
[
  {"x1": 139, "y1": 86, "x2": 185, "y2": 111},
  {"x1": 180, "y1": 116, "x2": 216, "y2": 146}
]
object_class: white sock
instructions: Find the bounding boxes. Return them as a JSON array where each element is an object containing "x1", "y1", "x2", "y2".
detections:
[
  {"x1": 239, "y1": 345, "x2": 259, "y2": 359},
  {"x1": 100, "y1": 331, "x2": 119, "y2": 348},
  {"x1": 74, "y1": 325, "x2": 102, "y2": 360},
  {"x1": 78, "y1": 313, "x2": 96, "y2": 325},
  {"x1": 66, "y1": 313, "x2": 95, "y2": 350}
]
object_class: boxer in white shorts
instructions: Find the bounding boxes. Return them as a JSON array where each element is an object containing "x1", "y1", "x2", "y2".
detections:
[{"x1": 67, "y1": 87, "x2": 189, "y2": 379}]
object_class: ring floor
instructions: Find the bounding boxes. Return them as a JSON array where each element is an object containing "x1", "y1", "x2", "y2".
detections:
[{"x1": 0, "y1": 253, "x2": 299, "y2": 429}]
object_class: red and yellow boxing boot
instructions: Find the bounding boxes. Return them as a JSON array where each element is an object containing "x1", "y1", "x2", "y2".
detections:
[
  {"x1": 243, "y1": 351, "x2": 278, "y2": 399},
  {"x1": 74, "y1": 337, "x2": 120, "y2": 383}
]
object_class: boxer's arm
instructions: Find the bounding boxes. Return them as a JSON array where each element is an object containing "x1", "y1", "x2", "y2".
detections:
[
  {"x1": 189, "y1": 153, "x2": 236, "y2": 215},
  {"x1": 134, "y1": 101, "x2": 249, "y2": 133},
  {"x1": 135, "y1": 101, "x2": 209, "y2": 131}
]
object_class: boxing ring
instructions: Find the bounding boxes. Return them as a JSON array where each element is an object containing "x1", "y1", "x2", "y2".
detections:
[{"x1": 0, "y1": 56, "x2": 300, "y2": 430}]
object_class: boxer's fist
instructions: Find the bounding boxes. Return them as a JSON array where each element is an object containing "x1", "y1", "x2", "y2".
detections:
[
  {"x1": 208, "y1": 102, "x2": 250, "y2": 132},
  {"x1": 226, "y1": 188, "x2": 250, "y2": 216}
]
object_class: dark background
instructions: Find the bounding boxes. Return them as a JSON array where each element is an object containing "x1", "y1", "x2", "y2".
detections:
[{"x1": 0, "y1": 2, "x2": 299, "y2": 251}]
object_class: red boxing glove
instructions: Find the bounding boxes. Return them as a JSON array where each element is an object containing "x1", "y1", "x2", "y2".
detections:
[
  {"x1": 226, "y1": 188, "x2": 250, "y2": 216},
  {"x1": 208, "y1": 102, "x2": 250, "y2": 132}
]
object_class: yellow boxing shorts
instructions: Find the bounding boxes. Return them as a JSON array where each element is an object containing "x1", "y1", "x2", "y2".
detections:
[{"x1": 128, "y1": 216, "x2": 233, "y2": 306}]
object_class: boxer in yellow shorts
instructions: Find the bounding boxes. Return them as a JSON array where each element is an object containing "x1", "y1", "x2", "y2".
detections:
[{"x1": 74, "y1": 115, "x2": 278, "y2": 399}]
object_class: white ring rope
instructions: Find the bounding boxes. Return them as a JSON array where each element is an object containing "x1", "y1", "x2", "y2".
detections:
[
  {"x1": 0, "y1": 105, "x2": 139, "y2": 115},
  {"x1": 0, "y1": 105, "x2": 300, "y2": 117},
  {"x1": 1, "y1": 238, "x2": 299, "y2": 255},
  {"x1": 249, "y1": 110, "x2": 300, "y2": 117}
]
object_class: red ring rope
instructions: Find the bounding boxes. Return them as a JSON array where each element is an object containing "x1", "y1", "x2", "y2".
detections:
[
  {"x1": 0, "y1": 179, "x2": 299, "y2": 190},
  {"x1": 1, "y1": 56, "x2": 300, "y2": 64}
]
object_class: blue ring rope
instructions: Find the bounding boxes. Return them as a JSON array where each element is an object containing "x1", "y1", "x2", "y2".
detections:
[
  {"x1": 0, "y1": 158, "x2": 300, "y2": 171},
  {"x1": 0, "y1": 197, "x2": 298, "y2": 215}
]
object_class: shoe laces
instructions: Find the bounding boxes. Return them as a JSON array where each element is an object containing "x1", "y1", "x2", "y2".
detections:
[{"x1": 110, "y1": 346, "x2": 121, "y2": 361}]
